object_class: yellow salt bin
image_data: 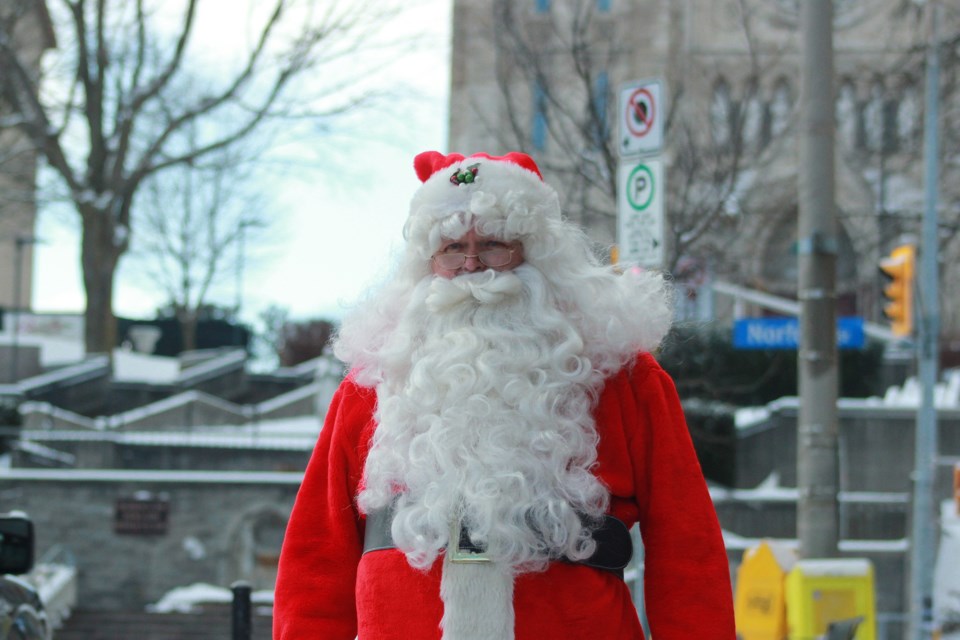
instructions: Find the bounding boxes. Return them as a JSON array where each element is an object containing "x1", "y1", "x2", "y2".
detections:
[
  {"x1": 734, "y1": 541, "x2": 796, "y2": 640},
  {"x1": 785, "y1": 558, "x2": 876, "y2": 640}
]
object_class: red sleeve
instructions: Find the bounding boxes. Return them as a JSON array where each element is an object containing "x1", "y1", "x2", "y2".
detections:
[
  {"x1": 273, "y1": 376, "x2": 377, "y2": 640},
  {"x1": 627, "y1": 354, "x2": 736, "y2": 640}
]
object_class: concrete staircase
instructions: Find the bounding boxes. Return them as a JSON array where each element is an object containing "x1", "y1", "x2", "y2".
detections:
[{"x1": 54, "y1": 609, "x2": 273, "y2": 640}]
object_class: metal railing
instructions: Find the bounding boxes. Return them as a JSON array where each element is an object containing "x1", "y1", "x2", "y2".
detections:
[{"x1": 30, "y1": 544, "x2": 77, "y2": 630}]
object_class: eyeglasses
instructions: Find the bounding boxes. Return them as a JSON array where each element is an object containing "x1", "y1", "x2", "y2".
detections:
[{"x1": 432, "y1": 247, "x2": 516, "y2": 270}]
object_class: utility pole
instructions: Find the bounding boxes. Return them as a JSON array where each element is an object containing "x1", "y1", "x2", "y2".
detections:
[
  {"x1": 796, "y1": 0, "x2": 839, "y2": 559},
  {"x1": 909, "y1": 2, "x2": 942, "y2": 638}
]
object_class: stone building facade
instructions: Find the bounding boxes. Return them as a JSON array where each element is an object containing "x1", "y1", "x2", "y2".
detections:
[
  {"x1": 715, "y1": 390, "x2": 960, "y2": 638},
  {"x1": 448, "y1": 0, "x2": 960, "y2": 338}
]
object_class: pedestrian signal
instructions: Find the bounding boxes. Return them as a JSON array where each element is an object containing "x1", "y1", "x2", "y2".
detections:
[{"x1": 879, "y1": 244, "x2": 915, "y2": 338}]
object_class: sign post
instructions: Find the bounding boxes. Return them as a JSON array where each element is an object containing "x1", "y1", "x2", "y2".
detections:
[{"x1": 617, "y1": 78, "x2": 666, "y2": 269}]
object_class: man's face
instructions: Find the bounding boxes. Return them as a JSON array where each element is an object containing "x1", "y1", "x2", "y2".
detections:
[{"x1": 431, "y1": 228, "x2": 525, "y2": 279}]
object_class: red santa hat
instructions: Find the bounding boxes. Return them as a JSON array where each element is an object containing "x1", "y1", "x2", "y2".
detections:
[{"x1": 405, "y1": 151, "x2": 562, "y2": 254}]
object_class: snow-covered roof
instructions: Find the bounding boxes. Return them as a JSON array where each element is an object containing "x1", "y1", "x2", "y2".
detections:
[
  {"x1": 112, "y1": 350, "x2": 180, "y2": 384},
  {"x1": 16, "y1": 356, "x2": 110, "y2": 393},
  {"x1": 735, "y1": 368, "x2": 960, "y2": 431},
  {"x1": 722, "y1": 530, "x2": 909, "y2": 554},
  {"x1": 709, "y1": 472, "x2": 909, "y2": 505},
  {"x1": 20, "y1": 414, "x2": 321, "y2": 450},
  {"x1": 19, "y1": 382, "x2": 325, "y2": 432}
]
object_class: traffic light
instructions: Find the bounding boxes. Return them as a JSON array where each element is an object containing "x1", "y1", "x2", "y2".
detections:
[{"x1": 879, "y1": 243, "x2": 916, "y2": 337}]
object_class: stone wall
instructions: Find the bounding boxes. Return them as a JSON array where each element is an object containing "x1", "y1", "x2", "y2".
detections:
[
  {"x1": 724, "y1": 399, "x2": 960, "y2": 633},
  {"x1": 735, "y1": 400, "x2": 960, "y2": 495},
  {"x1": 1, "y1": 470, "x2": 300, "y2": 611}
]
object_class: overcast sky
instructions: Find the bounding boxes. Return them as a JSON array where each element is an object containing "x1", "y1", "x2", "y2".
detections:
[{"x1": 30, "y1": 0, "x2": 452, "y2": 327}]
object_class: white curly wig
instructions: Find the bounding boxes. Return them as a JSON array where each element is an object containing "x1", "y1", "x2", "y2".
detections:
[{"x1": 333, "y1": 151, "x2": 675, "y2": 582}]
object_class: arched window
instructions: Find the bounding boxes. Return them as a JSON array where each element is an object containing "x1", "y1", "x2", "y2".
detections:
[
  {"x1": 769, "y1": 79, "x2": 792, "y2": 138},
  {"x1": 741, "y1": 80, "x2": 765, "y2": 151},
  {"x1": 863, "y1": 81, "x2": 885, "y2": 152},
  {"x1": 836, "y1": 81, "x2": 858, "y2": 150},
  {"x1": 590, "y1": 71, "x2": 610, "y2": 148},
  {"x1": 532, "y1": 79, "x2": 548, "y2": 150},
  {"x1": 760, "y1": 213, "x2": 858, "y2": 295},
  {"x1": 896, "y1": 83, "x2": 920, "y2": 152},
  {"x1": 230, "y1": 508, "x2": 288, "y2": 590},
  {"x1": 710, "y1": 79, "x2": 733, "y2": 147}
]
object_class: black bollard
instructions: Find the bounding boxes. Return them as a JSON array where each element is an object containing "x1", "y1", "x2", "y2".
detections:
[{"x1": 231, "y1": 581, "x2": 252, "y2": 640}]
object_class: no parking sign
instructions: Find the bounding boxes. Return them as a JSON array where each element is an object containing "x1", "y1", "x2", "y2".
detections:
[{"x1": 619, "y1": 79, "x2": 663, "y2": 157}]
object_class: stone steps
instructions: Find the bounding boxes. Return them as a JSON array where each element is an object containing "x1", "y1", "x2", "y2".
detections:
[{"x1": 54, "y1": 609, "x2": 273, "y2": 640}]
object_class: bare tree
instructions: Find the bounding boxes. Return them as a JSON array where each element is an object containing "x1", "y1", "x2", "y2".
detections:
[
  {"x1": 256, "y1": 303, "x2": 289, "y2": 367},
  {"x1": 277, "y1": 317, "x2": 336, "y2": 367},
  {"x1": 470, "y1": 2, "x2": 960, "y2": 319},
  {"x1": 131, "y1": 144, "x2": 266, "y2": 352},
  {"x1": 252, "y1": 304, "x2": 337, "y2": 368},
  {"x1": 480, "y1": 0, "x2": 786, "y2": 276},
  {"x1": 0, "y1": 0, "x2": 406, "y2": 354}
]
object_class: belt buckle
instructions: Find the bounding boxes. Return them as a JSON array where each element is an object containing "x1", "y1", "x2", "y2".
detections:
[{"x1": 448, "y1": 516, "x2": 491, "y2": 564}]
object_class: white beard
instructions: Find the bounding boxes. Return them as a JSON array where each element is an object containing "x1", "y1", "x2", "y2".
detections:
[
  {"x1": 335, "y1": 226, "x2": 674, "y2": 639},
  {"x1": 358, "y1": 266, "x2": 610, "y2": 572}
]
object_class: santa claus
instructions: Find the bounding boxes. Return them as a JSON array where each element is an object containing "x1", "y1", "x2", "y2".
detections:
[{"x1": 273, "y1": 151, "x2": 735, "y2": 639}]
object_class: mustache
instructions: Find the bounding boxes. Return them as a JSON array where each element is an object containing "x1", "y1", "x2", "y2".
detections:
[{"x1": 425, "y1": 269, "x2": 525, "y2": 312}]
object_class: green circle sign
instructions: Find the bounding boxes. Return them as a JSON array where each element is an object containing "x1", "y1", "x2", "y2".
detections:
[{"x1": 626, "y1": 164, "x2": 655, "y2": 211}]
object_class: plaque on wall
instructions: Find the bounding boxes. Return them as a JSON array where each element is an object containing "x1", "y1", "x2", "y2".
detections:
[{"x1": 114, "y1": 494, "x2": 170, "y2": 535}]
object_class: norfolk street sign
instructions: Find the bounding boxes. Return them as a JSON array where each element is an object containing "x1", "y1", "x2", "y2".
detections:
[{"x1": 733, "y1": 316, "x2": 866, "y2": 350}]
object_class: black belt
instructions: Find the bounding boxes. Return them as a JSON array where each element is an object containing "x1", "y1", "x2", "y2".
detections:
[{"x1": 362, "y1": 506, "x2": 633, "y2": 578}]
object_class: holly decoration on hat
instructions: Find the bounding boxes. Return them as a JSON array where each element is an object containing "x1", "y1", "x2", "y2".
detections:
[{"x1": 450, "y1": 163, "x2": 480, "y2": 185}]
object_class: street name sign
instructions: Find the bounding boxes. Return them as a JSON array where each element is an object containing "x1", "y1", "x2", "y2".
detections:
[{"x1": 733, "y1": 316, "x2": 866, "y2": 350}]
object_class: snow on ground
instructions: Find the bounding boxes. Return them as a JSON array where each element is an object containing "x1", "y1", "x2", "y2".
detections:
[
  {"x1": 147, "y1": 582, "x2": 274, "y2": 613},
  {"x1": 112, "y1": 349, "x2": 181, "y2": 383},
  {"x1": 884, "y1": 369, "x2": 960, "y2": 409}
]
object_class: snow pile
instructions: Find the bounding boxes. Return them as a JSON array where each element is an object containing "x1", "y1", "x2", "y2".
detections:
[
  {"x1": 112, "y1": 350, "x2": 180, "y2": 384},
  {"x1": 33, "y1": 562, "x2": 78, "y2": 629},
  {"x1": 794, "y1": 558, "x2": 872, "y2": 577},
  {"x1": 883, "y1": 369, "x2": 960, "y2": 409},
  {"x1": 734, "y1": 406, "x2": 770, "y2": 429},
  {"x1": 146, "y1": 582, "x2": 274, "y2": 613}
]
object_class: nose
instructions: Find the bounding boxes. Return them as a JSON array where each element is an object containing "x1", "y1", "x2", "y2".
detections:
[{"x1": 461, "y1": 255, "x2": 483, "y2": 272}]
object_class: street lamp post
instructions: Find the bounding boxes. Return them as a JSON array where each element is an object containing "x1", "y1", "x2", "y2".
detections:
[{"x1": 9, "y1": 235, "x2": 41, "y2": 383}]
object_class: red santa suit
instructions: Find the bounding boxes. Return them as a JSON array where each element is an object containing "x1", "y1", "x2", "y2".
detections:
[{"x1": 273, "y1": 352, "x2": 735, "y2": 639}]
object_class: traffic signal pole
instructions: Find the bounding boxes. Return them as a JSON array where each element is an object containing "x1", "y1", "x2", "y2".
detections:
[
  {"x1": 797, "y1": 0, "x2": 839, "y2": 560},
  {"x1": 908, "y1": 2, "x2": 942, "y2": 638}
]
